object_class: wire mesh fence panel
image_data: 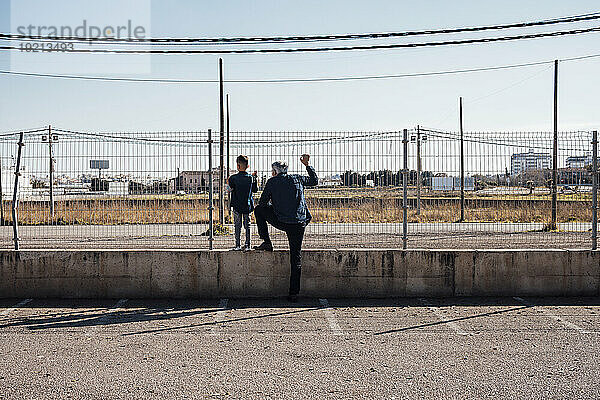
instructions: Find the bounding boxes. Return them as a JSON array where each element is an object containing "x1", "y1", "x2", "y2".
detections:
[
  {"x1": 409, "y1": 128, "x2": 593, "y2": 249},
  {"x1": 2, "y1": 128, "x2": 213, "y2": 249},
  {"x1": 0, "y1": 127, "x2": 596, "y2": 250}
]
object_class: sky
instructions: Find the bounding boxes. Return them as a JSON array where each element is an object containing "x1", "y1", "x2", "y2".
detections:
[{"x1": 0, "y1": 0, "x2": 599, "y2": 135}]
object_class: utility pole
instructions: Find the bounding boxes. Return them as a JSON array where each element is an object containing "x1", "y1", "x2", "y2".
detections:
[
  {"x1": 459, "y1": 97, "x2": 465, "y2": 223},
  {"x1": 551, "y1": 60, "x2": 558, "y2": 230},
  {"x1": 48, "y1": 125, "x2": 54, "y2": 217},
  {"x1": 218, "y1": 58, "x2": 225, "y2": 225},
  {"x1": 416, "y1": 125, "x2": 422, "y2": 216}
]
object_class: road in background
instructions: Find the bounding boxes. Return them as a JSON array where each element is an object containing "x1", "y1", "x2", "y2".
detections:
[{"x1": 0, "y1": 223, "x2": 593, "y2": 249}]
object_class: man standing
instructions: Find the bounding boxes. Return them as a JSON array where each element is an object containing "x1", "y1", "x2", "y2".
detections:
[{"x1": 254, "y1": 154, "x2": 318, "y2": 302}]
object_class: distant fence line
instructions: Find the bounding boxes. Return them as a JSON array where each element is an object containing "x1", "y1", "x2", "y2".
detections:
[{"x1": 0, "y1": 126, "x2": 598, "y2": 250}]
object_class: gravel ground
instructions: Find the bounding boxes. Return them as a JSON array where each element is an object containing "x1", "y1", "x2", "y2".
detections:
[
  {"x1": 1, "y1": 297, "x2": 600, "y2": 399},
  {"x1": 2, "y1": 231, "x2": 593, "y2": 250}
]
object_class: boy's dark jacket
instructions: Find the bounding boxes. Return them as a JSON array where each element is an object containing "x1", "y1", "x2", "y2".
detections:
[{"x1": 228, "y1": 172, "x2": 258, "y2": 214}]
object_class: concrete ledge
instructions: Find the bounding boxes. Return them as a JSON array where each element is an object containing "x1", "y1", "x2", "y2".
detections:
[{"x1": 0, "y1": 249, "x2": 598, "y2": 298}]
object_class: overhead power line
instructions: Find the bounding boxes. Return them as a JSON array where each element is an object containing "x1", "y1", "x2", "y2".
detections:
[
  {"x1": 1, "y1": 26, "x2": 599, "y2": 54},
  {"x1": 1, "y1": 12, "x2": 599, "y2": 44},
  {"x1": 0, "y1": 53, "x2": 598, "y2": 84},
  {"x1": 51, "y1": 128, "x2": 402, "y2": 145}
]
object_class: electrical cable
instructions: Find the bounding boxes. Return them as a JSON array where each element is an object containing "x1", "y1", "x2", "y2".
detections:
[
  {"x1": 1, "y1": 26, "x2": 599, "y2": 54},
  {"x1": 0, "y1": 53, "x2": 598, "y2": 84},
  {"x1": 1, "y1": 12, "x2": 599, "y2": 44}
]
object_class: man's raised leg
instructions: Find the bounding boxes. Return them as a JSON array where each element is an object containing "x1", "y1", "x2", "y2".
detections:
[{"x1": 253, "y1": 204, "x2": 275, "y2": 251}]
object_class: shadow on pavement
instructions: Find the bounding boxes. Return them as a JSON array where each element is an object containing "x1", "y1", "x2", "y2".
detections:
[{"x1": 0, "y1": 297, "x2": 598, "y2": 333}]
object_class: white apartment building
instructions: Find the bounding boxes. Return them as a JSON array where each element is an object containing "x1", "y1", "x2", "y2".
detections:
[{"x1": 510, "y1": 149, "x2": 552, "y2": 175}]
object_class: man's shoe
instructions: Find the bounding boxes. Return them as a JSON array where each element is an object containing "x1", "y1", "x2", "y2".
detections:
[
  {"x1": 287, "y1": 295, "x2": 299, "y2": 303},
  {"x1": 243, "y1": 245, "x2": 252, "y2": 252},
  {"x1": 254, "y1": 242, "x2": 273, "y2": 251},
  {"x1": 231, "y1": 246, "x2": 242, "y2": 251}
]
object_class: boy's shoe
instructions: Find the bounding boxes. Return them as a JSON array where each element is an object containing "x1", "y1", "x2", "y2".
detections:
[
  {"x1": 231, "y1": 246, "x2": 242, "y2": 251},
  {"x1": 254, "y1": 241, "x2": 273, "y2": 251},
  {"x1": 243, "y1": 245, "x2": 252, "y2": 252}
]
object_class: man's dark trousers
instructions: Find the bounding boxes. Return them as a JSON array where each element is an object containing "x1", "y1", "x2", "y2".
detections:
[{"x1": 254, "y1": 204, "x2": 305, "y2": 296}]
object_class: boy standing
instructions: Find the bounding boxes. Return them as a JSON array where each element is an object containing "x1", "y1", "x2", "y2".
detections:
[{"x1": 227, "y1": 155, "x2": 258, "y2": 251}]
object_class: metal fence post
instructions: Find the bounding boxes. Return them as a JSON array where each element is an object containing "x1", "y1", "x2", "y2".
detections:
[
  {"x1": 208, "y1": 129, "x2": 214, "y2": 250},
  {"x1": 551, "y1": 60, "x2": 558, "y2": 230},
  {"x1": 416, "y1": 125, "x2": 421, "y2": 216},
  {"x1": 0, "y1": 151, "x2": 3, "y2": 225},
  {"x1": 403, "y1": 129, "x2": 408, "y2": 250},
  {"x1": 12, "y1": 132, "x2": 24, "y2": 250},
  {"x1": 226, "y1": 94, "x2": 231, "y2": 221},
  {"x1": 459, "y1": 97, "x2": 465, "y2": 223},
  {"x1": 48, "y1": 125, "x2": 54, "y2": 217},
  {"x1": 592, "y1": 130, "x2": 598, "y2": 250}
]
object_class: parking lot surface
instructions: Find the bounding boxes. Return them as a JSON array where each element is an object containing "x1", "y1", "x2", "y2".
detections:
[{"x1": 1, "y1": 297, "x2": 600, "y2": 399}]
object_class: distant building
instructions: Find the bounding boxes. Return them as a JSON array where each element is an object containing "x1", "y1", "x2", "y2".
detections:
[
  {"x1": 558, "y1": 167, "x2": 591, "y2": 185},
  {"x1": 430, "y1": 176, "x2": 474, "y2": 191},
  {"x1": 1, "y1": 165, "x2": 32, "y2": 199},
  {"x1": 565, "y1": 154, "x2": 599, "y2": 169},
  {"x1": 320, "y1": 178, "x2": 342, "y2": 187},
  {"x1": 511, "y1": 149, "x2": 551, "y2": 175},
  {"x1": 170, "y1": 168, "x2": 236, "y2": 194}
]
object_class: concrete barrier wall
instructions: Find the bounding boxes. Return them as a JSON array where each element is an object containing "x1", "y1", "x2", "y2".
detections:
[{"x1": 0, "y1": 249, "x2": 598, "y2": 298}]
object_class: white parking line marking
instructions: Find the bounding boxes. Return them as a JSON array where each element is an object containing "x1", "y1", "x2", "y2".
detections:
[
  {"x1": 214, "y1": 298, "x2": 230, "y2": 322},
  {"x1": 419, "y1": 298, "x2": 469, "y2": 336},
  {"x1": 86, "y1": 299, "x2": 129, "y2": 334},
  {"x1": 112, "y1": 299, "x2": 129, "y2": 309},
  {"x1": 513, "y1": 297, "x2": 592, "y2": 334},
  {"x1": 319, "y1": 298, "x2": 344, "y2": 336},
  {"x1": 0, "y1": 298, "x2": 32, "y2": 316}
]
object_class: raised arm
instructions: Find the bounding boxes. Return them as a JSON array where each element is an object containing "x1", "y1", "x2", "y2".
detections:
[{"x1": 299, "y1": 154, "x2": 318, "y2": 187}]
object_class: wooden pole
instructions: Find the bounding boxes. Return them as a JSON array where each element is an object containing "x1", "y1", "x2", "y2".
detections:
[
  {"x1": 12, "y1": 132, "x2": 24, "y2": 250},
  {"x1": 219, "y1": 58, "x2": 225, "y2": 225}
]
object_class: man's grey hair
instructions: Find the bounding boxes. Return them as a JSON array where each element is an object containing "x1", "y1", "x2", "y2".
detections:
[{"x1": 272, "y1": 160, "x2": 288, "y2": 175}]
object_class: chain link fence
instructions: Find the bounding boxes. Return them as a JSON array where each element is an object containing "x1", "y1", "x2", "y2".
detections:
[{"x1": 0, "y1": 126, "x2": 597, "y2": 250}]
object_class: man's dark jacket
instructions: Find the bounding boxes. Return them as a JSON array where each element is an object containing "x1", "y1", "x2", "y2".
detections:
[{"x1": 258, "y1": 166, "x2": 318, "y2": 224}]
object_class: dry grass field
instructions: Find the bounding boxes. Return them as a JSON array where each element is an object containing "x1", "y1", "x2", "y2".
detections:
[{"x1": 0, "y1": 188, "x2": 592, "y2": 226}]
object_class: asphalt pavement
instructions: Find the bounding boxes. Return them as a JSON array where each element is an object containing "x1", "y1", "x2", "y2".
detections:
[{"x1": 1, "y1": 297, "x2": 600, "y2": 399}]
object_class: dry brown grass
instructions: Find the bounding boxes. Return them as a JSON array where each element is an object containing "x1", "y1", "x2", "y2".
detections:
[{"x1": 0, "y1": 196, "x2": 593, "y2": 225}]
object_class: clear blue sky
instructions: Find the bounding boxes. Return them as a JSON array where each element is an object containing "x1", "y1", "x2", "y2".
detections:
[{"x1": 1, "y1": 0, "x2": 599, "y2": 133}]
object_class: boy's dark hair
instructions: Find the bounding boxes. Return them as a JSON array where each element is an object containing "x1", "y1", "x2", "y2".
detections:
[{"x1": 236, "y1": 155, "x2": 249, "y2": 168}]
